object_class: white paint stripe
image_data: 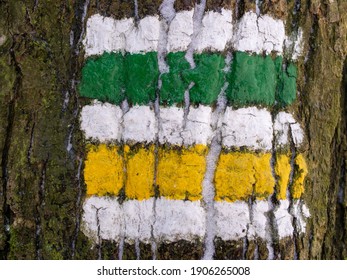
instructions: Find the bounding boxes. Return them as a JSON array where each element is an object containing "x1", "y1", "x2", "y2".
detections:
[
  {"x1": 232, "y1": 11, "x2": 285, "y2": 55},
  {"x1": 82, "y1": 197, "x2": 309, "y2": 243},
  {"x1": 159, "y1": 105, "x2": 213, "y2": 146},
  {"x1": 247, "y1": 200, "x2": 270, "y2": 240},
  {"x1": 82, "y1": 196, "x2": 123, "y2": 242},
  {"x1": 274, "y1": 111, "x2": 304, "y2": 147},
  {"x1": 82, "y1": 197, "x2": 205, "y2": 243},
  {"x1": 195, "y1": 9, "x2": 233, "y2": 53},
  {"x1": 125, "y1": 16, "x2": 160, "y2": 53},
  {"x1": 153, "y1": 198, "x2": 206, "y2": 242},
  {"x1": 182, "y1": 106, "x2": 213, "y2": 146},
  {"x1": 83, "y1": 11, "x2": 286, "y2": 56},
  {"x1": 214, "y1": 201, "x2": 249, "y2": 240},
  {"x1": 274, "y1": 200, "x2": 294, "y2": 238},
  {"x1": 83, "y1": 15, "x2": 160, "y2": 55},
  {"x1": 222, "y1": 106, "x2": 273, "y2": 150},
  {"x1": 81, "y1": 103, "x2": 304, "y2": 149},
  {"x1": 81, "y1": 103, "x2": 214, "y2": 146},
  {"x1": 83, "y1": 15, "x2": 134, "y2": 56},
  {"x1": 159, "y1": 107, "x2": 184, "y2": 145},
  {"x1": 123, "y1": 198, "x2": 155, "y2": 242},
  {"x1": 122, "y1": 105, "x2": 157, "y2": 144},
  {"x1": 80, "y1": 101, "x2": 123, "y2": 142},
  {"x1": 167, "y1": 10, "x2": 194, "y2": 52}
]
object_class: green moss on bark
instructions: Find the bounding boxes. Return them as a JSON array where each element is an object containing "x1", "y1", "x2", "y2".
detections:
[
  {"x1": 157, "y1": 239, "x2": 203, "y2": 259},
  {"x1": 88, "y1": 0, "x2": 135, "y2": 19},
  {"x1": 214, "y1": 238, "x2": 244, "y2": 259}
]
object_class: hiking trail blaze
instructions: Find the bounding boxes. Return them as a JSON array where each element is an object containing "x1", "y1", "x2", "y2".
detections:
[{"x1": 79, "y1": 1, "x2": 309, "y2": 259}]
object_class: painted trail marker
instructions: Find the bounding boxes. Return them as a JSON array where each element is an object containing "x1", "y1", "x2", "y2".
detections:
[{"x1": 79, "y1": 5, "x2": 309, "y2": 259}]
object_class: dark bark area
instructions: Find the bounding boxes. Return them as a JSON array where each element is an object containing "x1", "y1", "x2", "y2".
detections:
[
  {"x1": 0, "y1": 0, "x2": 346, "y2": 259},
  {"x1": 294, "y1": 0, "x2": 347, "y2": 259},
  {"x1": 0, "y1": 0, "x2": 90, "y2": 259}
]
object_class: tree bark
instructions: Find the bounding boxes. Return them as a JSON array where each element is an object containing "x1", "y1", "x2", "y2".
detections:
[{"x1": 0, "y1": 0, "x2": 346, "y2": 259}]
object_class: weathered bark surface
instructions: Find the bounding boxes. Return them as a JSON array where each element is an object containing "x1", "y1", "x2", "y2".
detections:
[{"x1": 0, "y1": 0, "x2": 346, "y2": 259}]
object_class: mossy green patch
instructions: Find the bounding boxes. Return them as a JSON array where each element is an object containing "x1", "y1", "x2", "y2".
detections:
[
  {"x1": 8, "y1": 226, "x2": 36, "y2": 259},
  {"x1": 79, "y1": 52, "x2": 125, "y2": 105},
  {"x1": 157, "y1": 239, "x2": 203, "y2": 260},
  {"x1": 137, "y1": 0, "x2": 162, "y2": 18},
  {"x1": 89, "y1": 0, "x2": 135, "y2": 20},
  {"x1": 125, "y1": 52, "x2": 159, "y2": 105},
  {"x1": 122, "y1": 242, "x2": 152, "y2": 260},
  {"x1": 0, "y1": 55, "x2": 14, "y2": 252},
  {"x1": 214, "y1": 238, "x2": 246, "y2": 260}
]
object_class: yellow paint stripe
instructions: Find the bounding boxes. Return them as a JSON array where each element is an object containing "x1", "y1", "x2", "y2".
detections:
[
  {"x1": 125, "y1": 145, "x2": 155, "y2": 200},
  {"x1": 84, "y1": 144, "x2": 306, "y2": 201},
  {"x1": 292, "y1": 153, "x2": 308, "y2": 199},
  {"x1": 215, "y1": 152, "x2": 275, "y2": 202},
  {"x1": 157, "y1": 145, "x2": 208, "y2": 201},
  {"x1": 275, "y1": 154, "x2": 291, "y2": 200},
  {"x1": 85, "y1": 144, "x2": 124, "y2": 196}
]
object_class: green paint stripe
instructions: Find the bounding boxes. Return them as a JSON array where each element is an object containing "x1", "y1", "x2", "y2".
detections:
[
  {"x1": 79, "y1": 52, "x2": 125, "y2": 105},
  {"x1": 161, "y1": 52, "x2": 226, "y2": 105},
  {"x1": 79, "y1": 51, "x2": 297, "y2": 106},
  {"x1": 227, "y1": 52, "x2": 297, "y2": 106}
]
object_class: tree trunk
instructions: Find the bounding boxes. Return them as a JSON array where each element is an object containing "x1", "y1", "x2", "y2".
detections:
[{"x1": 0, "y1": 0, "x2": 346, "y2": 260}]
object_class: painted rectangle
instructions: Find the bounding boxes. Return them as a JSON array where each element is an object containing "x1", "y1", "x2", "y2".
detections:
[
  {"x1": 82, "y1": 197, "x2": 308, "y2": 243},
  {"x1": 215, "y1": 152, "x2": 275, "y2": 202},
  {"x1": 79, "y1": 52, "x2": 297, "y2": 107},
  {"x1": 157, "y1": 145, "x2": 208, "y2": 201}
]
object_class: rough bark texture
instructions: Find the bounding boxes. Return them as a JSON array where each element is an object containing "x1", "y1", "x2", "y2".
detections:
[{"x1": 0, "y1": 0, "x2": 346, "y2": 259}]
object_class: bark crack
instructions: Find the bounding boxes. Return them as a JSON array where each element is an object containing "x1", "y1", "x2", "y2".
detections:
[
  {"x1": 64, "y1": 0, "x2": 91, "y2": 259},
  {"x1": 148, "y1": 0, "x2": 177, "y2": 260},
  {"x1": 27, "y1": 120, "x2": 36, "y2": 166},
  {"x1": 71, "y1": 157, "x2": 83, "y2": 259},
  {"x1": 92, "y1": 205, "x2": 105, "y2": 260},
  {"x1": 287, "y1": 124, "x2": 300, "y2": 260},
  {"x1": 201, "y1": 53, "x2": 231, "y2": 260},
  {"x1": 1, "y1": 35, "x2": 23, "y2": 259},
  {"x1": 35, "y1": 158, "x2": 48, "y2": 260},
  {"x1": 266, "y1": 112, "x2": 282, "y2": 260}
]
